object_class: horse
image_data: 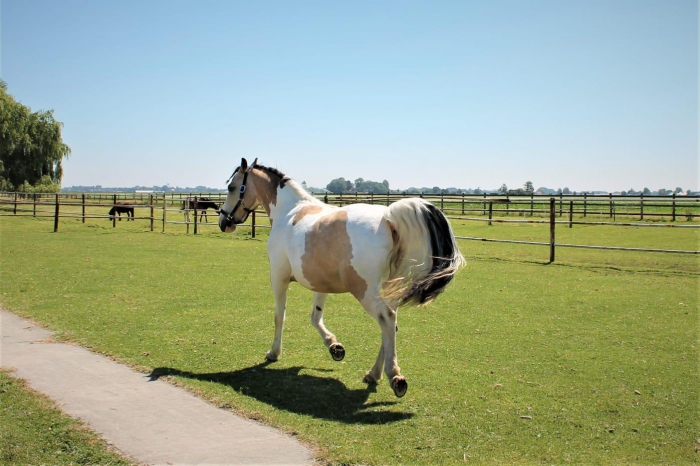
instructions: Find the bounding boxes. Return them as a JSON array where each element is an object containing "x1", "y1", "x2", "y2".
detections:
[
  {"x1": 182, "y1": 197, "x2": 220, "y2": 223},
  {"x1": 108, "y1": 203, "x2": 134, "y2": 221},
  {"x1": 218, "y1": 158, "x2": 465, "y2": 397}
]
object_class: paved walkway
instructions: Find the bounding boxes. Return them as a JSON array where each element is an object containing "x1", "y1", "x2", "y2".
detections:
[{"x1": 0, "y1": 310, "x2": 313, "y2": 465}]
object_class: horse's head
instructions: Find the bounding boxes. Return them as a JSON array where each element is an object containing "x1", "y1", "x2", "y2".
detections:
[{"x1": 219, "y1": 157, "x2": 260, "y2": 233}]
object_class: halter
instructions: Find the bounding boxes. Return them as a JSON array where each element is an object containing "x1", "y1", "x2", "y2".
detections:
[{"x1": 220, "y1": 165, "x2": 256, "y2": 226}]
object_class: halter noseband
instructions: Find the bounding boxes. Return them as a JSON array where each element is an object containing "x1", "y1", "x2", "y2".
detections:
[{"x1": 220, "y1": 166, "x2": 256, "y2": 226}]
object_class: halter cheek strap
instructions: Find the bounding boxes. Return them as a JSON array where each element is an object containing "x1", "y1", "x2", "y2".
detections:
[{"x1": 222, "y1": 166, "x2": 255, "y2": 225}]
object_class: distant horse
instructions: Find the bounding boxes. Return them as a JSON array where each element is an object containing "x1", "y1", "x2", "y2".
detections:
[
  {"x1": 108, "y1": 203, "x2": 134, "y2": 221},
  {"x1": 218, "y1": 158, "x2": 465, "y2": 397},
  {"x1": 182, "y1": 197, "x2": 220, "y2": 223}
]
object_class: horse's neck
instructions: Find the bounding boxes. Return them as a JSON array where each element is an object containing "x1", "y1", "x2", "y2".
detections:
[
  {"x1": 271, "y1": 180, "x2": 319, "y2": 221},
  {"x1": 251, "y1": 171, "x2": 319, "y2": 222}
]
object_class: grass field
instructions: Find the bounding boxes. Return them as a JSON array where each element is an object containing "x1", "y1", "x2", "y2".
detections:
[{"x1": 0, "y1": 215, "x2": 698, "y2": 464}]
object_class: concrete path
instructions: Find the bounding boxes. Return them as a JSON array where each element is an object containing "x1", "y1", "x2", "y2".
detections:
[{"x1": 0, "y1": 310, "x2": 314, "y2": 465}]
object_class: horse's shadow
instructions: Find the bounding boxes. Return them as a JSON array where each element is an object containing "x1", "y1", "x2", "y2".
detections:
[{"x1": 148, "y1": 362, "x2": 413, "y2": 425}]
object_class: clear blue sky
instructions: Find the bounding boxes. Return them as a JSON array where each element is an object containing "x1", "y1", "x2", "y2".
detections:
[{"x1": 2, "y1": 0, "x2": 698, "y2": 192}]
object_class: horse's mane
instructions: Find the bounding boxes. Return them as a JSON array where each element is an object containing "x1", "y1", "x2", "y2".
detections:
[{"x1": 252, "y1": 163, "x2": 291, "y2": 188}]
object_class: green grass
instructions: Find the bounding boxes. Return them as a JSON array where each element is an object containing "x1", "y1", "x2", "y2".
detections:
[
  {"x1": 0, "y1": 216, "x2": 698, "y2": 464},
  {"x1": 0, "y1": 369, "x2": 134, "y2": 465}
]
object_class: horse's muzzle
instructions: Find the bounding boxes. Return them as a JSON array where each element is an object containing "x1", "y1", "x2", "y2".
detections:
[{"x1": 218, "y1": 214, "x2": 236, "y2": 233}]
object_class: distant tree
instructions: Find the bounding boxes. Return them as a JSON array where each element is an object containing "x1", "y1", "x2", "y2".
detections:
[
  {"x1": 643, "y1": 187, "x2": 651, "y2": 195},
  {"x1": 0, "y1": 80, "x2": 70, "y2": 191},
  {"x1": 499, "y1": 184, "x2": 508, "y2": 194},
  {"x1": 16, "y1": 174, "x2": 60, "y2": 193},
  {"x1": 657, "y1": 188, "x2": 669, "y2": 196},
  {"x1": 674, "y1": 187, "x2": 683, "y2": 194},
  {"x1": 354, "y1": 178, "x2": 364, "y2": 189},
  {"x1": 382, "y1": 179, "x2": 389, "y2": 189},
  {"x1": 326, "y1": 177, "x2": 349, "y2": 194},
  {"x1": 524, "y1": 181, "x2": 534, "y2": 193},
  {"x1": 563, "y1": 187, "x2": 571, "y2": 194},
  {"x1": 431, "y1": 186, "x2": 441, "y2": 194}
]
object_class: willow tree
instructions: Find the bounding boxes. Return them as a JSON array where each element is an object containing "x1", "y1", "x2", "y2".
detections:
[{"x1": 0, "y1": 80, "x2": 70, "y2": 191}]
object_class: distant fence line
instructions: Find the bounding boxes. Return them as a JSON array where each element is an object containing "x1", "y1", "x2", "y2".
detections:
[{"x1": 1, "y1": 191, "x2": 698, "y2": 262}]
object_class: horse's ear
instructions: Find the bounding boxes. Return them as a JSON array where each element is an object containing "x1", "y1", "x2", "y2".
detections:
[
  {"x1": 240, "y1": 158, "x2": 248, "y2": 171},
  {"x1": 251, "y1": 158, "x2": 258, "y2": 168}
]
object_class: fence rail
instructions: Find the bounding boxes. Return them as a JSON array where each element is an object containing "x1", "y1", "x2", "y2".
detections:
[{"x1": 1, "y1": 191, "x2": 698, "y2": 262}]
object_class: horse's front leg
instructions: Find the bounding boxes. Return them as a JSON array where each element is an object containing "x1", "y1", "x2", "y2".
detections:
[
  {"x1": 310, "y1": 292, "x2": 345, "y2": 361},
  {"x1": 265, "y1": 270, "x2": 290, "y2": 362}
]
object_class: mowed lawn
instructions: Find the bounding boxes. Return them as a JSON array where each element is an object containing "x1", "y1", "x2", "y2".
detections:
[{"x1": 0, "y1": 215, "x2": 697, "y2": 464}]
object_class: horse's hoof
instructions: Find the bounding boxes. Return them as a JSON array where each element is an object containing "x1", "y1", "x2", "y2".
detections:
[
  {"x1": 363, "y1": 372, "x2": 379, "y2": 385},
  {"x1": 265, "y1": 351, "x2": 278, "y2": 362},
  {"x1": 391, "y1": 376, "x2": 408, "y2": 398},
  {"x1": 329, "y1": 343, "x2": 345, "y2": 361}
]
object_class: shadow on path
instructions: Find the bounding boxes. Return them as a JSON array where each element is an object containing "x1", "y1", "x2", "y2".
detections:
[{"x1": 148, "y1": 362, "x2": 413, "y2": 425}]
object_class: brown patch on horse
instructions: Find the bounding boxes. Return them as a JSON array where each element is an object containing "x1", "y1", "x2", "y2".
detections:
[
  {"x1": 250, "y1": 165, "x2": 292, "y2": 213},
  {"x1": 293, "y1": 205, "x2": 324, "y2": 225},
  {"x1": 300, "y1": 211, "x2": 368, "y2": 300},
  {"x1": 250, "y1": 168, "x2": 279, "y2": 212}
]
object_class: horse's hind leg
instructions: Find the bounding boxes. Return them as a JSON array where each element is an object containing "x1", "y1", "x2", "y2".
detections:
[
  {"x1": 360, "y1": 293, "x2": 407, "y2": 397},
  {"x1": 310, "y1": 292, "x2": 344, "y2": 361}
]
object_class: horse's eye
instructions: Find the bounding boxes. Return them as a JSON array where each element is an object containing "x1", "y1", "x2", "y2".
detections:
[{"x1": 228, "y1": 185, "x2": 236, "y2": 193}]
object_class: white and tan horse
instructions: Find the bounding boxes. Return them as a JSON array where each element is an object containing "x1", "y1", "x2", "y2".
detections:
[{"x1": 219, "y1": 158, "x2": 465, "y2": 397}]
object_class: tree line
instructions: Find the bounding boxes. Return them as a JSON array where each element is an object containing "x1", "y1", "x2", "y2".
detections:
[
  {"x1": 323, "y1": 177, "x2": 694, "y2": 196},
  {"x1": 0, "y1": 80, "x2": 70, "y2": 193}
]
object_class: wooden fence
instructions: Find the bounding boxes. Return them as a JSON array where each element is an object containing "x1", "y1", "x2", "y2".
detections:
[{"x1": 1, "y1": 191, "x2": 698, "y2": 262}]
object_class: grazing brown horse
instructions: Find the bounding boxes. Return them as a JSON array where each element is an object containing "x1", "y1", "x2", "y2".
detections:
[
  {"x1": 218, "y1": 158, "x2": 465, "y2": 397},
  {"x1": 108, "y1": 203, "x2": 134, "y2": 221}
]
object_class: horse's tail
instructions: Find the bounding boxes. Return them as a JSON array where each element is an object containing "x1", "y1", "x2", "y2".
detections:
[{"x1": 383, "y1": 198, "x2": 465, "y2": 307}]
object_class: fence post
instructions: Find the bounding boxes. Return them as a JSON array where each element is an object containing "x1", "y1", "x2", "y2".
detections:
[
  {"x1": 609, "y1": 194, "x2": 613, "y2": 218},
  {"x1": 53, "y1": 194, "x2": 60, "y2": 232},
  {"x1": 193, "y1": 197, "x2": 199, "y2": 235},
  {"x1": 488, "y1": 201, "x2": 493, "y2": 226},
  {"x1": 81, "y1": 194, "x2": 86, "y2": 223},
  {"x1": 506, "y1": 194, "x2": 510, "y2": 215},
  {"x1": 559, "y1": 193, "x2": 563, "y2": 217},
  {"x1": 150, "y1": 194, "x2": 154, "y2": 231},
  {"x1": 530, "y1": 193, "x2": 534, "y2": 216},
  {"x1": 162, "y1": 194, "x2": 167, "y2": 232},
  {"x1": 251, "y1": 210, "x2": 256, "y2": 238},
  {"x1": 569, "y1": 200, "x2": 573, "y2": 228},
  {"x1": 33, "y1": 193, "x2": 38, "y2": 217},
  {"x1": 13, "y1": 192, "x2": 17, "y2": 215},
  {"x1": 640, "y1": 193, "x2": 644, "y2": 220},
  {"x1": 112, "y1": 194, "x2": 117, "y2": 228},
  {"x1": 441, "y1": 192, "x2": 445, "y2": 212},
  {"x1": 672, "y1": 193, "x2": 676, "y2": 222},
  {"x1": 583, "y1": 193, "x2": 587, "y2": 218},
  {"x1": 461, "y1": 193, "x2": 465, "y2": 215},
  {"x1": 549, "y1": 198, "x2": 555, "y2": 263}
]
